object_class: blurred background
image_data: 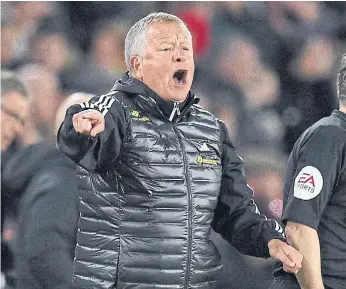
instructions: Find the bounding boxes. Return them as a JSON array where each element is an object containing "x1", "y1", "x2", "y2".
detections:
[{"x1": 1, "y1": 1, "x2": 345, "y2": 289}]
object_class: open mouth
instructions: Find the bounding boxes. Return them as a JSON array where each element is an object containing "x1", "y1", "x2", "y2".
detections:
[{"x1": 173, "y1": 69, "x2": 187, "y2": 86}]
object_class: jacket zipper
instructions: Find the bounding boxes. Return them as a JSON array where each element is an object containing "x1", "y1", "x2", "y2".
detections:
[
  {"x1": 173, "y1": 124, "x2": 192, "y2": 289},
  {"x1": 172, "y1": 98, "x2": 199, "y2": 289},
  {"x1": 169, "y1": 102, "x2": 181, "y2": 121},
  {"x1": 146, "y1": 95, "x2": 199, "y2": 287}
]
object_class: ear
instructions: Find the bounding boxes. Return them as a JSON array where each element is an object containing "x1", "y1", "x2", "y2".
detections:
[{"x1": 130, "y1": 56, "x2": 143, "y2": 80}]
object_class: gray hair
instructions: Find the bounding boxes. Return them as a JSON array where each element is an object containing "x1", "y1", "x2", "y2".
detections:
[{"x1": 124, "y1": 12, "x2": 192, "y2": 74}]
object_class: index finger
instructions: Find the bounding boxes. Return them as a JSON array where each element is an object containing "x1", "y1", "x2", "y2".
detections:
[{"x1": 80, "y1": 110, "x2": 103, "y2": 121}]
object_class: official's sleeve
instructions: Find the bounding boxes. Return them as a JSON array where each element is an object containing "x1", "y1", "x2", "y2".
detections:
[
  {"x1": 57, "y1": 93, "x2": 128, "y2": 171},
  {"x1": 22, "y1": 168, "x2": 79, "y2": 289},
  {"x1": 211, "y1": 121, "x2": 285, "y2": 258},
  {"x1": 282, "y1": 126, "x2": 344, "y2": 229}
]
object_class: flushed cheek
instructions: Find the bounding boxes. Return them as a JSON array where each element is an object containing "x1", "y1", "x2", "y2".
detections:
[
  {"x1": 154, "y1": 72, "x2": 169, "y2": 84},
  {"x1": 164, "y1": 75, "x2": 174, "y2": 87}
]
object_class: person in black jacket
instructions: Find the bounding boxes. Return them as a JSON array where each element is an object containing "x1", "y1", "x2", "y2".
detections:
[
  {"x1": 270, "y1": 55, "x2": 346, "y2": 289},
  {"x1": 57, "y1": 12, "x2": 303, "y2": 289},
  {"x1": 2, "y1": 93, "x2": 92, "y2": 289},
  {"x1": 1, "y1": 70, "x2": 29, "y2": 287},
  {"x1": 3, "y1": 141, "x2": 79, "y2": 289}
]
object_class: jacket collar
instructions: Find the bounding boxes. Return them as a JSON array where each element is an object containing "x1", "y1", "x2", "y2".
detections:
[{"x1": 115, "y1": 73, "x2": 199, "y2": 121}]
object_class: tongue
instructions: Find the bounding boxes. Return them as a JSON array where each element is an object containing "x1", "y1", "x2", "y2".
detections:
[
  {"x1": 174, "y1": 73, "x2": 186, "y2": 85},
  {"x1": 173, "y1": 77, "x2": 183, "y2": 85}
]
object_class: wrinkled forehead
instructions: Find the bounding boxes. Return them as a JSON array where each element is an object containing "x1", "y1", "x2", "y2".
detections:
[{"x1": 147, "y1": 21, "x2": 191, "y2": 43}]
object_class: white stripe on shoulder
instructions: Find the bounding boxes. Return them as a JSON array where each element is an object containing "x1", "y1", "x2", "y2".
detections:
[
  {"x1": 93, "y1": 95, "x2": 105, "y2": 107},
  {"x1": 93, "y1": 91, "x2": 119, "y2": 116},
  {"x1": 101, "y1": 98, "x2": 116, "y2": 116},
  {"x1": 98, "y1": 96, "x2": 111, "y2": 110}
]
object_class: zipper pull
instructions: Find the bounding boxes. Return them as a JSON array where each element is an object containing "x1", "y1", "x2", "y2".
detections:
[{"x1": 169, "y1": 102, "x2": 180, "y2": 121}]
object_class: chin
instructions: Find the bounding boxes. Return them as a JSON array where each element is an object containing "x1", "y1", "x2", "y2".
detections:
[
  {"x1": 174, "y1": 89, "x2": 190, "y2": 101},
  {"x1": 171, "y1": 95, "x2": 187, "y2": 102}
]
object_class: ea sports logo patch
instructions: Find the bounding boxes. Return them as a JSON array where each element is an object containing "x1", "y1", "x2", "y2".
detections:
[{"x1": 294, "y1": 166, "x2": 323, "y2": 200}]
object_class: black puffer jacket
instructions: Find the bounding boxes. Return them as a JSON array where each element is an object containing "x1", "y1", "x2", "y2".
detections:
[{"x1": 57, "y1": 74, "x2": 285, "y2": 289}]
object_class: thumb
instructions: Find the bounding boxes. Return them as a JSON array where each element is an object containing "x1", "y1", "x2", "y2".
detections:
[
  {"x1": 90, "y1": 129, "x2": 97, "y2": 137},
  {"x1": 90, "y1": 122, "x2": 105, "y2": 137}
]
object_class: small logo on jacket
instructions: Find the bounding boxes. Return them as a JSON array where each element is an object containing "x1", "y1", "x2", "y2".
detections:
[
  {"x1": 197, "y1": 156, "x2": 217, "y2": 165},
  {"x1": 200, "y1": 143, "x2": 210, "y2": 152},
  {"x1": 294, "y1": 166, "x2": 323, "y2": 200},
  {"x1": 297, "y1": 173, "x2": 316, "y2": 187},
  {"x1": 131, "y1": 110, "x2": 150, "y2": 122}
]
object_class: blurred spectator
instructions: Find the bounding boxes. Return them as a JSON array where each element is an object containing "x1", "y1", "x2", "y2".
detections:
[
  {"x1": 27, "y1": 29, "x2": 82, "y2": 93},
  {"x1": 211, "y1": 2, "x2": 286, "y2": 69},
  {"x1": 1, "y1": 70, "x2": 29, "y2": 288},
  {"x1": 267, "y1": 1, "x2": 341, "y2": 46},
  {"x1": 2, "y1": 93, "x2": 92, "y2": 289},
  {"x1": 16, "y1": 65, "x2": 63, "y2": 141},
  {"x1": 67, "y1": 19, "x2": 128, "y2": 94},
  {"x1": 280, "y1": 36, "x2": 339, "y2": 152},
  {"x1": 1, "y1": 2, "x2": 69, "y2": 70},
  {"x1": 0, "y1": 71, "x2": 29, "y2": 153}
]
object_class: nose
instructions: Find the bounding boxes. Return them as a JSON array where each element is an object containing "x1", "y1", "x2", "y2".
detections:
[{"x1": 173, "y1": 49, "x2": 187, "y2": 63}]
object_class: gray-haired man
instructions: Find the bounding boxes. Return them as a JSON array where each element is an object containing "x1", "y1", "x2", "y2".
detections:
[{"x1": 58, "y1": 12, "x2": 302, "y2": 289}]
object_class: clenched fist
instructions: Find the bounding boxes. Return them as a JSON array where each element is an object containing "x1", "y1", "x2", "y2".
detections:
[{"x1": 72, "y1": 109, "x2": 105, "y2": 137}]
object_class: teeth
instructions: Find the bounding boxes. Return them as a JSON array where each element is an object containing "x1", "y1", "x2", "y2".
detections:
[{"x1": 179, "y1": 81, "x2": 183, "y2": 85}]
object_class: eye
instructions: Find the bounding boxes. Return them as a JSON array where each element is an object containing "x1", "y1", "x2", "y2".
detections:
[
  {"x1": 162, "y1": 47, "x2": 172, "y2": 51},
  {"x1": 182, "y1": 47, "x2": 189, "y2": 51}
]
